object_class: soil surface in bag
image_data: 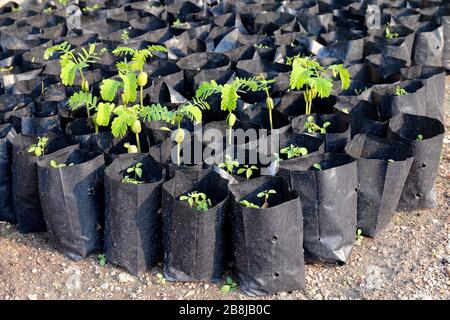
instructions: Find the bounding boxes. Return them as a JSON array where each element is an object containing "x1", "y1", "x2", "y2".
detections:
[
  {"x1": 278, "y1": 153, "x2": 357, "y2": 265},
  {"x1": 161, "y1": 169, "x2": 229, "y2": 282},
  {"x1": 104, "y1": 155, "x2": 165, "y2": 276},
  {"x1": 37, "y1": 147, "x2": 105, "y2": 261},
  {"x1": 276, "y1": 91, "x2": 336, "y2": 119},
  {"x1": 387, "y1": 113, "x2": 445, "y2": 211},
  {"x1": 345, "y1": 134, "x2": 414, "y2": 237},
  {"x1": 229, "y1": 176, "x2": 304, "y2": 296},
  {"x1": 278, "y1": 132, "x2": 325, "y2": 162},
  {"x1": 11, "y1": 133, "x2": 77, "y2": 233},
  {"x1": 149, "y1": 136, "x2": 204, "y2": 179},
  {"x1": 291, "y1": 113, "x2": 350, "y2": 153},
  {"x1": 0, "y1": 123, "x2": 15, "y2": 222},
  {"x1": 103, "y1": 131, "x2": 151, "y2": 165},
  {"x1": 210, "y1": 143, "x2": 278, "y2": 185}
]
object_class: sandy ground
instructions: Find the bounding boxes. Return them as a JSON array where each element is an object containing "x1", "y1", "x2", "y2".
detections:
[{"x1": 0, "y1": 80, "x2": 448, "y2": 301}]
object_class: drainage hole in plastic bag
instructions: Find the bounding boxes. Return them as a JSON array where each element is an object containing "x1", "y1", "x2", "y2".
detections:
[
  {"x1": 420, "y1": 163, "x2": 426, "y2": 169},
  {"x1": 355, "y1": 184, "x2": 360, "y2": 193},
  {"x1": 415, "y1": 193, "x2": 423, "y2": 199},
  {"x1": 273, "y1": 272, "x2": 280, "y2": 278},
  {"x1": 88, "y1": 188, "x2": 95, "y2": 196},
  {"x1": 271, "y1": 235, "x2": 278, "y2": 243}
]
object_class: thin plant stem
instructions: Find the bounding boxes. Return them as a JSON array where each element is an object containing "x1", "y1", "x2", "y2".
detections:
[
  {"x1": 177, "y1": 119, "x2": 181, "y2": 166},
  {"x1": 228, "y1": 111, "x2": 233, "y2": 146},
  {"x1": 80, "y1": 71, "x2": 91, "y2": 118},
  {"x1": 136, "y1": 132, "x2": 141, "y2": 153},
  {"x1": 269, "y1": 108, "x2": 273, "y2": 130},
  {"x1": 177, "y1": 143, "x2": 181, "y2": 166}
]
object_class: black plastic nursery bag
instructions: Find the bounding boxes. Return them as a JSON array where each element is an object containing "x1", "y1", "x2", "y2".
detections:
[
  {"x1": 104, "y1": 155, "x2": 165, "y2": 276},
  {"x1": 336, "y1": 100, "x2": 388, "y2": 138},
  {"x1": 345, "y1": 134, "x2": 414, "y2": 237},
  {"x1": 442, "y1": 13, "x2": 450, "y2": 71},
  {"x1": 11, "y1": 133, "x2": 76, "y2": 233},
  {"x1": 0, "y1": 123, "x2": 15, "y2": 222},
  {"x1": 412, "y1": 22, "x2": 444, "y2": 67},
  {"x1": 37, "y1": 146, "x2": 104, "y2": 260},
  {"x1": 161, "y1": 169, "x2": 229, "y2": 282},
  {"x1": 229, "y1": 176, "x2": 304, "y2": 296},
  {"x1": 278, "y1": 153, "x2": 357, "y2": 264},
  {"x1": 387, "y1": 113, "x2": 445, "y2": 211},
  {"x1": 10, "y1": 114, "x2": 62, "y2": 135},
  {"x1": 400, "y1": 66, "x2": 446, "y2": 122}
]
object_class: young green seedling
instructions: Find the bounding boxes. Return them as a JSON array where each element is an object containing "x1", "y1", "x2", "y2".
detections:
[
  {"x1": 44, "y1": 42, "x2": 106, "y2": 132},
  {"x1": 156, "y1": 273, "x2": 167, "y2": 285},
  {"x1": 28, "y1": 137, "x2": 49, "y2": 157},
  {"x1": 385, "y1": 23, "x2": 399, "y2": 39},
  {"x1": 99, "y1": 45, "x2": 167, "y2": 152},
  {"x1": 44, "y1": 41, "x2": 105, "y2": 101},
  {"x1": 287, "y1": 55, "x2": 350, "y2": 114},
  {"x1": 82, "y1": 4, "x2": 101, "y2": 12},
  {"x1": 0, "y1": 66, "x2": 13, "y2": 72},
  {"x1": 179, "y1": 191, "x2": 212, "y2": 212},
  {"x1": 111, "y1": 45, "x2": 167, "y2": 107},
  {"x1": 121, "y1": 162, "x2": 143, "y2": 185},
  {"x1": 239, "y1": 200, "x2": 260, "y2": 209},
  {"x1": 121, "y1": 29, "x2": 130, "y2": 41},
  {"x1": 256, "y1": 73, "x2": 276, "y2": 130},
  {"x1": 172, "y1": 19, "x2": 183, "y2": 27},
  {"x1": 280, "y1": 144, "x2": 308, "y2": 159},
  {"x1": 146, "y1": 2, "x2": 161, "y2": 9},
  {"x1": 50, "y1": 160, "x2": 74, "y2": 168},
  {"x1": 220, "y1": 277, "x2": 238, "y2": 294},
  {"x1": 354, "y1": 87, "x2": 368, "y2": 96},
  {"x1": 237, "y1": 165, "x2": 258, "y2": 180},
  {"x1": 355, "y1": 229, "x2": 363, "y2": 246},
  {"x1": 196, "y1": 77, "x2": 265, "y2": 144},
  {"x1": 416, "y1": 134, "x2": 424, "y2": 141},
  {"x1": 257, "y1": 189, "x2": 276, "y2": 209},
  {"x1": 123, "y1": 142, "x2": 139, "y2": 154},
  {"x1": 395, "y1": 86, "x2": 407, "y2": 96},
  {"x1": 303, "y1": 116, "x2": 331, "y2": 134},
  {"x1": 254, "y1": 43, "x2": 270, "y2": 49},
  {"x1": 98, "y1": 254, "x2": 107, "y2": 266},
  {"x1": 43, "y1": 7, "x2": 53, "y2": 13},
  {"x1": 218, "y1": 155, "x2": 240, "y2": 174},
  {"x1": 313, "y1": 163, "x2": 322, "y2": 170}
]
